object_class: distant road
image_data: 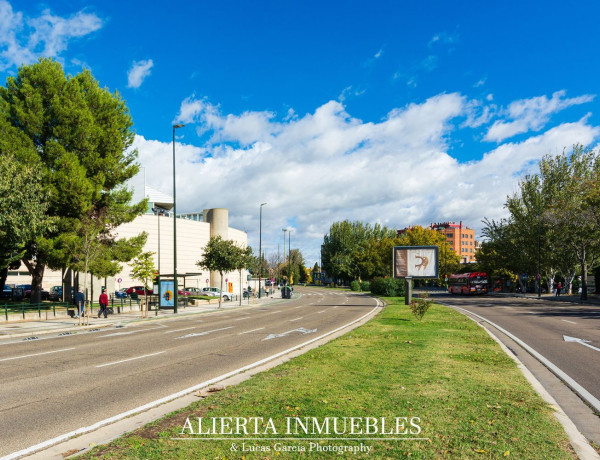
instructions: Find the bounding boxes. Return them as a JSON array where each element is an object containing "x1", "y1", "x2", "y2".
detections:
[
  {"x1": 436, "y1": 293, "x2": 600, "y2": 402},
  {"x1": 0, "y1": 287, "x2": 378, "y2": 457}
]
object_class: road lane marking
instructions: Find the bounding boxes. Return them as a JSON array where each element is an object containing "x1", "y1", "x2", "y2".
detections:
[
  {"x1": 96, "y1": 351, "x2": 166, "y2": 368},
  {"x1": 562, "y1": 320, "x2": 577, "y2": 325},
  {"x1": 100, "y1": 330, "x2": 144, "y2": 338},
  {"x1": 270, "y1": 310, "x2": 282, "y2": 314},
  {"x1": 164, "y1": 326, "x2": 197, "y2": 334},
  {"x1": 289, "y1": 317, "x2": 303, "y2": 322},
  {"x1": 5, "y1": 300, "x2": 382, "y2": 460},
  {"x1": 238, "y1": 327, "x2": 265, "y2": 335},
  {"x1": 294, "y1": 306, "x2": 304, "y2": 309},
  {"x1": 0, "y1": 347, "x2": 76, "y2": 363},
  {"x1": 175, "y1": 326, "x2": 234, "y2": 339},
  {"x1": 563, "y1": 335, "x2": 600, "y2": 352},
  {"x1": 264, "y1": 328, "x2": 317, "y2": 340},
  {"x1": 234, "y1": 316, "x2": 251, "y2": 321},
  {"x1": 318, "y1": 310, "x2": 326, "y2": 314}
]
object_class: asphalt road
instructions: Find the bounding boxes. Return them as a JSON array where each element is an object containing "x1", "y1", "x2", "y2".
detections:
[
  {"x1": 433, "y1": 291, "x2": 600, "y2": 443},
  {"x1": 0, "y1": 287, "x2": 379, "y2": 458},
  {"x1": 434, "y1": 293, "x2": 600, "y2": 402}
]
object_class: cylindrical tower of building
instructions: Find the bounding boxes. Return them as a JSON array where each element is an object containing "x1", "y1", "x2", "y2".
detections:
[{"x1": 204, "y1": 208, "x2": 229, "y2": 287}]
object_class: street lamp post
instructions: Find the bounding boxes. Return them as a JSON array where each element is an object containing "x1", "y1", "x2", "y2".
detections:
[
  {"x1": 152, "y1": 207, "x2": 161, "y2": 316},
  {"x1": 282, "y1": 228, "x2": 288, "y2": 283},
  {"x1": 172, "y1": 123, "x2": 185, "y2": 313},
  {"x1": 288, "y1": 229, "x2": 292, "y2": 285},
  {"x1": 537, "y1": 188, "x2": 541, "y2": 299},
  {"x1": 258, "y1": 203, "x2": 267, "y2": 299}
]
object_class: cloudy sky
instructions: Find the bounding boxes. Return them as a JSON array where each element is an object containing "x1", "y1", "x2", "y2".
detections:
[{"x1": 1, "y1": 1, "x2": 599, "y2": 265}]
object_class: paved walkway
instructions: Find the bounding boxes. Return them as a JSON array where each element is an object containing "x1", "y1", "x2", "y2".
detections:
[{"x1": 0, "y1": 294, "x2": 287, "y2": 339}]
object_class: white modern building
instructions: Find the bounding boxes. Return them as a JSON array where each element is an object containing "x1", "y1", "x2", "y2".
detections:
[{"x1": 7, "y1": 170, "x2": 249, "y2": 298}]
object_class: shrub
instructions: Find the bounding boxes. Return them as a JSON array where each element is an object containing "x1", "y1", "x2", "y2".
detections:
[
  {"x1": 350, "y1": 281, "x2": 361, "y2": 291},
  {"x1": 370, "y1": 277, "x2": 405, "y2": 297},
  {"x1": 360, "y1": 281, "x2": 370, "y2": 292},
  {"x1": 410, "y1": 296, "x2": 433, "y2": 321}
]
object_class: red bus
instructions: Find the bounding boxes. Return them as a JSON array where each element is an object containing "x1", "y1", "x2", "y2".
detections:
[{"x1": 448, "y1": 272, "x2": 489, "y2": 295}]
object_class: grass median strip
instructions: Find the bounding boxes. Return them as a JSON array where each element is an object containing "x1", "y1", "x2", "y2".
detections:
[{"x1": 79, "y1": 298, "x2": 575, "y2": 459}]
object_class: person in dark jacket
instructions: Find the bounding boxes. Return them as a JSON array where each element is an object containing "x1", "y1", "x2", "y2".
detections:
[
  {"x1": 74, "y1": 289, "x2": 85, "y2": 317},
  {"x1": 98, "y1": 289, "x2": 109, "y2": 318}
]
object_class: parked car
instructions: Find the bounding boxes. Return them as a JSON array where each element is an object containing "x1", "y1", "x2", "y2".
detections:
[
  {"x1": 125, "y1": 286, "x2": 153, "y2": 296},
  {"x1": 48, "y1": 286, "x2": 62, "y2": 301},
  {"x1": 114, "y1": 288, "x2": 129, "y2": 299},
  {"x1": 20, "y1": 284, "x2": 50, "y2": 300},
  {"x1": 200, "y1": 287, "x2": 221, "y2": 297},
  {"x1": 200, "y1": 287, "x2": 232, "y2": 301},
  {"x1": 184, "y1": 287, "x2": 202, "y2": 295},
  {"x1": 1, "y1": 284, "x2": 13, "y2": 299}
]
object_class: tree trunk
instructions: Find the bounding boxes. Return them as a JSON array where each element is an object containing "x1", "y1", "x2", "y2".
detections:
[
  {"x1": 0, "y1": 266, "x2": 8, "y2": 293},
  {"x1": 581, "y1": 260, "x2": 588, "y2": 301},
  {"x1": 22, "y1": 259, "x2": 44, "y2": 304},
  {"x1": 239, "y1": 269, "x2": 242, "y2": 306},
  {"x1": 219, "y1": 273, "x2": 223, "y2": 309}
]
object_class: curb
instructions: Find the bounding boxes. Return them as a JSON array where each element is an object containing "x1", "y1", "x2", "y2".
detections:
[{"x1": 450, "y1": 305, "x2": 600, "y2": 459}]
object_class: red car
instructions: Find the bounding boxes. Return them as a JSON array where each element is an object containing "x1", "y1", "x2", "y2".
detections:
[{"x1": 125, "y1": 286, "x2": 153, "y2": 296}]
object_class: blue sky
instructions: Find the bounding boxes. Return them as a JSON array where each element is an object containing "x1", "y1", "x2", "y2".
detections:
[{"x1": 1, "y1": 1, "x2": 599, "y2": 264}]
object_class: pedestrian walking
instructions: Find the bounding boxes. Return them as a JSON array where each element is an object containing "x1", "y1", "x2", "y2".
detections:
[
  {"x1": 98, "y1": 289, "x2": 109, "y2": 318},
  {"x1": 552, "y1": 281, "x2": 558, "y2": 296},
  {"x1": 557, "y1": 282, "x2": 562, "y2": 296},
  {"x1": 74, "y1": 289, "x2": 85, "y2": 317}
]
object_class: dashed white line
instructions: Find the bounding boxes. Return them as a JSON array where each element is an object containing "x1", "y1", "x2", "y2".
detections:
[
  {"x1": 562, "y1": 320, "x2": 577, "y2": 324},
  {"x1": 318, "y1": 310, "x2": 326, "y2": 314},
  {"x1": 289, "y1": 317, "x2": 303, "y2": 322},
  {"x1": 95, "y1": 351, "x2": 166, "y2": 368},
  {"x1": 0, "y1": 347, "x2": 76, "y2": 363},
  {"x1": 164, "y1": 326, "x2": 197, "y2": 334},
  {"x1": 238, "y1": 327, "x2": 265, "y2": 335},
  {"x1": 234, "y1": 316, "x2": 251, "y2": 321},
  {"x1": 175, "y1": 326, "x2": 234, "y2": 339},
  {"x1": 270, "y1": 310, "x2": 282, "y2": 314}
]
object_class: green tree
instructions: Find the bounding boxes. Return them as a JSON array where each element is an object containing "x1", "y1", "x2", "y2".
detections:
[
  {"x1": 542, "y1": 145, "x2": 600, "y2": 299},
  {"x1": 0, "y1": 58, "x2": 146, "y2": 303},
  {"x1": 233, "y1": 245, "x2": 254, "y2": 306},
  {"x1": 0, "y1": 154, "x2": 55, "y2": 291},
  {"x1": 197, "y1": 236, "x2": 239, "y2": 308},
  {"x1": 321, "y1": 220, "x2": 395, "y2": 284},
  {"x1": 131, "y1": 251, "x2": 156, "y2": 317}
]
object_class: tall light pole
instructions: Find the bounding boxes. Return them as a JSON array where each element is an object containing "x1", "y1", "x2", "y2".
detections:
[
  {"x1": 152, "y1": 207, "x2": 161, "y2": 316},
  {"x1": 288, "y1": 229, "x2": 292, "y2": 285},
  {"x1": 282, "y1": 229, "x2": 288, "y2": 283},
  {"x1": 172, "y1": 123, "x2": 184, "y2": 313},
  {"x1": 258, "y1": 203, "x2": 267, "y2": 299},
  {"x1": 537, "y1": 187, "x2": 541, "y2": 299}
]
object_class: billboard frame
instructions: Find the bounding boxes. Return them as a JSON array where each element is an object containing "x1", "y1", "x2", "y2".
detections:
[{"x1": 393, "y1": 245, "x2": 439, "y2": 279}]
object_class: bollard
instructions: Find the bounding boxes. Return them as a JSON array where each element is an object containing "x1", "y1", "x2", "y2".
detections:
[{"x1": 404, "y1": 277, "x2": 413, "y2": 306}]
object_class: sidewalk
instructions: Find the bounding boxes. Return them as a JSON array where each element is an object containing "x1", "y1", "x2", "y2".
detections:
[{"x1": 0, "y1": 294, "x2": 286, "y2": 339}]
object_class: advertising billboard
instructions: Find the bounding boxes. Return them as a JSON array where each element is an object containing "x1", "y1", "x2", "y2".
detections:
[
  {"x1": 160, "y1": 280, "x2": 175, "y2": 308},
  {"x1": 393, "y1": 246, "x2": 439, "y2": 279}
]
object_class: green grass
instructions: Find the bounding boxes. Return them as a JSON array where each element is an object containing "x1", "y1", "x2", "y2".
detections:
[{"x1": 79, "y1": 298, "x2": 575, "y2": 459}]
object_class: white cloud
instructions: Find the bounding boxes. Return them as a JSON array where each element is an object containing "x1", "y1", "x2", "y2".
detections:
[
  {"x1": 484, "y1": 90, "x2": 595, "y2": 142},
  {"x1": 428, "y1": 31, "x2": 459, "y2": 48},
  {"x1": 127, "y1": 59, "x2": 154, "y2": 89},
  {"x1": 137, "y1": 92, "x2": 599, "y2": 264},
  {"x1": 0, "y1": 1, "x2": 102, "y2": 70}
]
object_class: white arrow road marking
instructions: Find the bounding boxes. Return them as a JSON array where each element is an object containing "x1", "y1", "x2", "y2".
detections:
[
  {"x1": 563, "y1": 335, "x2": 600, "y2": 352},
  {"x1": 175, "y1": 326, "x2": 233, "y2": 339},
  {"x1": 263, "y1": 327, "x2": 317, "y2": 341}
]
